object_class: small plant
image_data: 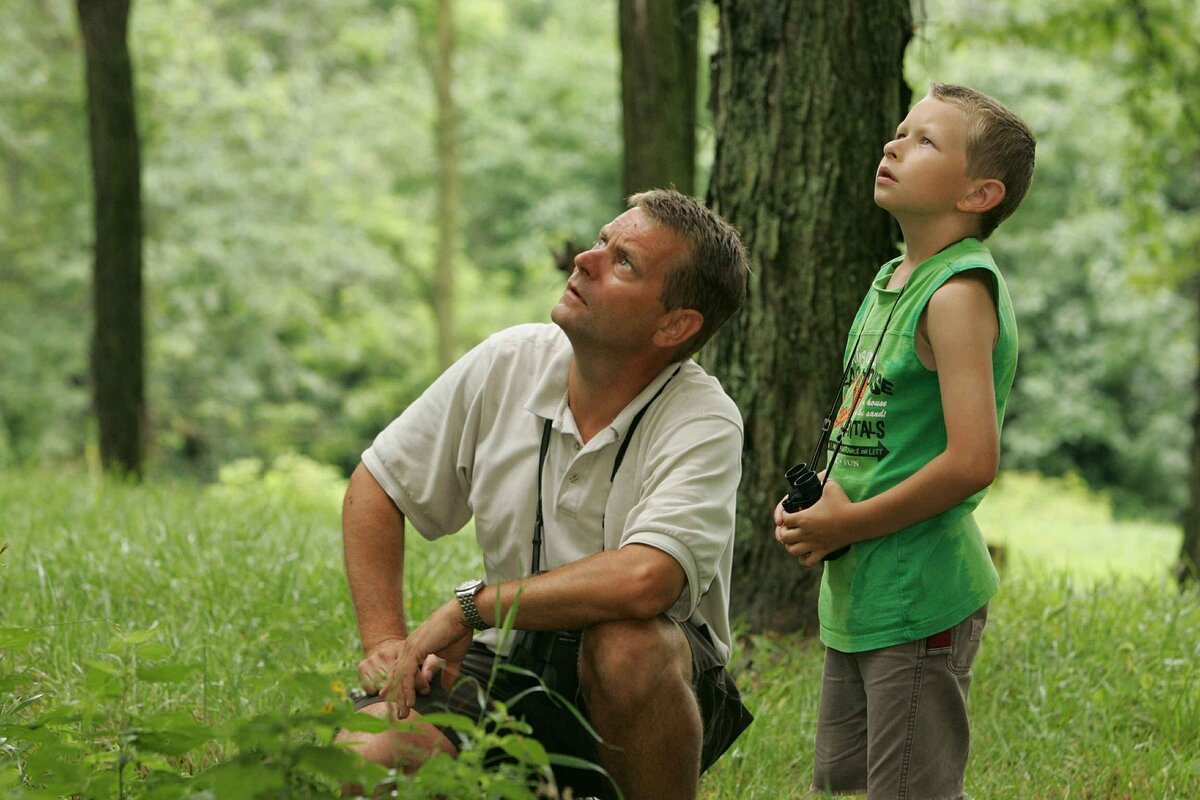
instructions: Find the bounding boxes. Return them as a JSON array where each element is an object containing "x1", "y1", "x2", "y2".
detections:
[{"x1": 0, "y1": 624, "x2": 613, "y2": 799}]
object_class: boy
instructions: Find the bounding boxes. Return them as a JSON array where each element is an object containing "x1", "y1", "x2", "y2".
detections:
[{"x1": 774, "y1": 83, "x2": 1036, "y2": 798}]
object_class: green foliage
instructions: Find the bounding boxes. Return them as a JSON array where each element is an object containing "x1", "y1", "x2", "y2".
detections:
[
  {"x1": 0, "y1": 626, "x2": 562, "y2": 798},
  {"x1": 1, "y1": 468, "x2": 1194, "y2": 797},
  {"x1": 0, "y1": 469, "x2": 587, "y2": 798},
  {"x1": 0, "y1": 1, "x2": 618, "y2": 479},
  {"x1": 5, "y1": 0, "x2": 1191, "y2": 524},
  {"x1": 910, "y1": 0, "x2": 1199, "y2": 517}
]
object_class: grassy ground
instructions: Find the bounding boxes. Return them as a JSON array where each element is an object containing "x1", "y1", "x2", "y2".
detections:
[{"x1": 1, "y1": 465, "x2": 1198, "y2": 798}]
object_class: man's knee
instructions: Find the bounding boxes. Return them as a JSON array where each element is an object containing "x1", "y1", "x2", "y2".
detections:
[
  {"x1": 335, "y1": 703, "x2": 457, "y2": 771},
  {"x1": 579, "y1": 617, "x2": 692, "y2": 705}
]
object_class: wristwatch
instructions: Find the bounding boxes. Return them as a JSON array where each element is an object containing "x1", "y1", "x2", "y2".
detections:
[{"x1": 454, "y1": 578, "x2": 489, "y2": 631}]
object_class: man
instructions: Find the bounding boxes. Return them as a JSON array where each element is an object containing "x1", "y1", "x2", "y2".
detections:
[{"x1": 338, "y1": 189, "x2": 752, "y2": 800}]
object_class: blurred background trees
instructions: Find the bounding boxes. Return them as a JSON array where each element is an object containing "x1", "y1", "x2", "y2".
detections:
[{"x1": 1, "y1": 0, "x2": 1197, "y2": 586}]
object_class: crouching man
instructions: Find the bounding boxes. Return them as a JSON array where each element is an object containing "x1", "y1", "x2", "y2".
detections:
[{"x1": 338, "y1": 190, "x2": 753, "y2": 800}]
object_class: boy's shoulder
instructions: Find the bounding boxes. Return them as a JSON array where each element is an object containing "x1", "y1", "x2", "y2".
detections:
[
  {"x1": 918, "y1": 239, "x2": 1002, "y2": 290},
  {"x1": 944, "y1": 238, "x2": 996, "y2": 270}
]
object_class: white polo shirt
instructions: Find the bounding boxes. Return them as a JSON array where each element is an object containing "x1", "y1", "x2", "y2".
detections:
[{"x1": 363, "y1": 323, "x2": 743, "y2": 663}]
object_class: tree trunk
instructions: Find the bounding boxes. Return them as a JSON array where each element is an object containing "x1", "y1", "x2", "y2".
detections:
[
  {"x1": 704, "y1": 0, "x2": 912, "y2": 632},
  {"x1": 1180, "y1": 282, "x2": 1200, "y2": 584},
  {"x1": 619, "y1": 0, "x2": 698, "y2": 198},
  {"x1": 77, "y1": 0, "x2": 145, "y2": 476},
  {"x1": 432, "y1": 0, "x2": 459, "y2": 371}
]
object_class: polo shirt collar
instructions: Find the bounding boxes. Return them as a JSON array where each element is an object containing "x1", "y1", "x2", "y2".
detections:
[{"x1": 524, "y1": 343, "x2": 684, "y2": 443}]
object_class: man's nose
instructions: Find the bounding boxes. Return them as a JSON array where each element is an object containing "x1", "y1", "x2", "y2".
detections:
[{"x1": 573, "y1": 246, "x2": 599, "y2": 276}]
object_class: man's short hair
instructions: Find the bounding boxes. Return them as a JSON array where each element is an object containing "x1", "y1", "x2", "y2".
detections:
[
  {"x1": 629, "y1": 189, "x2": 749, "y2": 358},
  {"x1": 930, "y1": 82, "x2": 1036, "y2": 240}
]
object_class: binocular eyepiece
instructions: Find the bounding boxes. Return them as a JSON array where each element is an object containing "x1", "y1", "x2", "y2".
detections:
[{"x1": 782, "y1": 463, "x2": 849, "y2": 561}]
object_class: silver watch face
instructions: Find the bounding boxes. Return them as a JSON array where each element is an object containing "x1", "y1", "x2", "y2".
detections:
[{"x1": 456, "y1": 578, "x2": 483, "y2": 595}]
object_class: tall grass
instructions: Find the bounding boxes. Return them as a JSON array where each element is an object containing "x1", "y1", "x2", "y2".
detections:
[{"x1": 2, "y1": 466, "x2": 1198, "y2": 798}]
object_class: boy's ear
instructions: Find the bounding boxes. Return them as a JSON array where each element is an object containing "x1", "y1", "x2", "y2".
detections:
[
  {"x1": 958, "y1": 178, "x2": 1006, "y2": 215},
  {"x1": 653, "y1": 308, "x2": 703, "y2": 351}
]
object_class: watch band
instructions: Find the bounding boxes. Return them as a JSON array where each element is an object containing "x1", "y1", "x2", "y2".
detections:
[{"x1": 454, "y1": 578, "x2": 489, "y2": 631}]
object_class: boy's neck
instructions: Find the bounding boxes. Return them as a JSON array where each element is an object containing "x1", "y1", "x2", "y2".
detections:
[{"x1": 892, "y1": 216, "x2": 981, "y2": 282}]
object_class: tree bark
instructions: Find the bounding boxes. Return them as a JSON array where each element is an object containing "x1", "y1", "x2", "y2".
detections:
[
  {"x1": 77, "y1": 0, "x2": 145, "y2": 476},
  {"x1": 432, "y1": 0, "x2": 460, "y2": 371},
  {"x1": 705, "y1": 0, "x2": 912, "y2": 632},
  {"x1": 1180, "y1": 282, "x2": 1200, "y2": 584},
  {"x1": 619, "y1": 0, "x2": 698, "y2": 198}
]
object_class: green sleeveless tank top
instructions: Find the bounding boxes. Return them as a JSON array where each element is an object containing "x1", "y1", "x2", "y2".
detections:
[{"x1": 819, "y1": 238, "x2": 1016, "y2": 652}]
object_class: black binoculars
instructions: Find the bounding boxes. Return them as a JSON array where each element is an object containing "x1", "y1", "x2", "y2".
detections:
[{"x1": 783, "y1": 463, "x2": 849, "y2": 561}]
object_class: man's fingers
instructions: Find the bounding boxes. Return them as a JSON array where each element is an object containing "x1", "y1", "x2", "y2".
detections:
[
  {"x1": 441, "y1": 659, "x2": 462, "y2": 690},
  {"x1": 358, "y1": 663, "x2": 387, "y2": 694}
]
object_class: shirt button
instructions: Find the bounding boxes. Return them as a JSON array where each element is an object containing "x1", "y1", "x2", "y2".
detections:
[
  {"x1": 568, "y1": 474, "x2": 580, "y2": 484},
  {"x1": 573, "y1": 442, "x2": 581, "y2": 451}
]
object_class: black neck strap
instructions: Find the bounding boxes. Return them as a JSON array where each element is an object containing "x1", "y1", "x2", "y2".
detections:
[
  {"x1": 531, "y1": 366, "x2": 680, "y2": 575},
  {"x1": 813, "y1": 280, "x2": 908, "y2": 486}
]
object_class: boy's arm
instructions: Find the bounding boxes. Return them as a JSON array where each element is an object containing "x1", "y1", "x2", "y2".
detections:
[{"x1": 776, "y1": 271, "x2": 1001, "y2": 566}]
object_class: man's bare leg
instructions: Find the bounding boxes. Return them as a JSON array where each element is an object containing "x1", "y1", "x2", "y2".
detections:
[
  {"x1": 334, "y1": 703, "x2": 457, "y2": 795},
  {"x1": 579, "y1": 617, "x2": 702, "y2": 800}
]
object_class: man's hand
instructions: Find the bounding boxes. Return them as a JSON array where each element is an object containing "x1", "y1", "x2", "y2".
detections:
[
  {"x1": 357, "y1": 637, "x2": 437, "y2": 698},
  {"x1": 369, "y1": 603, "x2": 474, "y2": 719},
  {"x1": 774, "y1": 479, "x2": 855, "y2": 567}
]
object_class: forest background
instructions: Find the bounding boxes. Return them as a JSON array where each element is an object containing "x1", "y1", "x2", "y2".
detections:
[
  {"x1": 1, "y1": 0, "x2": 1197, "y2": 525},
  {"x1": 2, "y1": 0, "x2": 1200, "y2": 797}
]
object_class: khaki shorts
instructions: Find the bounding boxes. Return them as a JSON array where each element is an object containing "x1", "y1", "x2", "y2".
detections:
[
  {"x1": 355, "y1": 619, "x2": 752, "y2": 800},
  {"x1": 811, "y1": 605, "x2": 988, "y2": 800}
]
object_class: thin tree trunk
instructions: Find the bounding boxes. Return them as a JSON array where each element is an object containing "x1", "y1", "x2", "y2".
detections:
[
  {"x1": 1180, "y1": 281, "x2": 1200, "y2": 583},
  {"x1": 705, "y1": 0, "x2": 912, "y2": 632},
  {"x1": 432, "y1": 0, "x2": 459, "y2": 371},
  {"x1": 619, "y1": 0, "x2": 698, "y2": 198},
  {"x1": 77, "y1": 0, "x2": 145, "y2": 476}
]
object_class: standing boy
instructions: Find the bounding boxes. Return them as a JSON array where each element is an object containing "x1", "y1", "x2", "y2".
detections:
[{"x1": 774, "y1": 83, "x2": 1036, "y2": 798}]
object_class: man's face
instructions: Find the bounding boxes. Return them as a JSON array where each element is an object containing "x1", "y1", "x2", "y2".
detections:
[
  {"x1": 874, "y1": 96, "x2": 975, "y2": 218},
  {"x1": 551, "y1": 207, "x2": 687, "y2": 354}
]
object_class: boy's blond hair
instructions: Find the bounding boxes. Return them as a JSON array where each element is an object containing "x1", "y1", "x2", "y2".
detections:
[{"x1": 931, "y1": 82, "x2": 1036, "y2": 240}]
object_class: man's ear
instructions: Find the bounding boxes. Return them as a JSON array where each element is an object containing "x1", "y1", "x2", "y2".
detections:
[
  {"x1": 958, "y1": 178, "x2": 1006, "y2": 214},
  {"x1": 653, "y1": 308, "x2": 703, "y2": 351}
]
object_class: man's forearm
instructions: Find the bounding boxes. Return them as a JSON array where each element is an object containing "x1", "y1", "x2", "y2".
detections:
[
  {"x1": 471, "y1": 543, "x2": 686, "y2": 632},
  {"x1": 343, "y1": 462, "x2": 408, "y2": 653}
]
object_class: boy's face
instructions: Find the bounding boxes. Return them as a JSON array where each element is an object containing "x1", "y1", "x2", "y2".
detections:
[{"x1": 874, "y1": 96, "x2": 976, "y2": 219}]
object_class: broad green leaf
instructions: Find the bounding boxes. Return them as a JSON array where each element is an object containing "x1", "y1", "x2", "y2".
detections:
[
  {"x1": 137, "y1": 662, "x2": 202, "y2": 684},
  {"x1": 0, "y1": 627, "x2": 39, "y2": 651}
]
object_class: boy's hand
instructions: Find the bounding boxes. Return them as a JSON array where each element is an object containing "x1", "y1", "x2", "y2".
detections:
[{"x1": 775, "y1": 479, "x2": 854, "y2": 567}]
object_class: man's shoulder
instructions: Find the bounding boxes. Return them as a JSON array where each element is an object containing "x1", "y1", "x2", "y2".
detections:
[
  {"x1": 660, "y1": 360, "x2": 743, "y2": 430},
  {"x1": 471, "y1": 323, "x2": 568, "y2": 369},
  {"x1": 483, "y1": 322, "x2": 566, "y2": 350}
]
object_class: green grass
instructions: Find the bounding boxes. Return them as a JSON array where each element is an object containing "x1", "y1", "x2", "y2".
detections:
[{"x1": 2, "y1": 465, "x2": 1198, "y2": 798}]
